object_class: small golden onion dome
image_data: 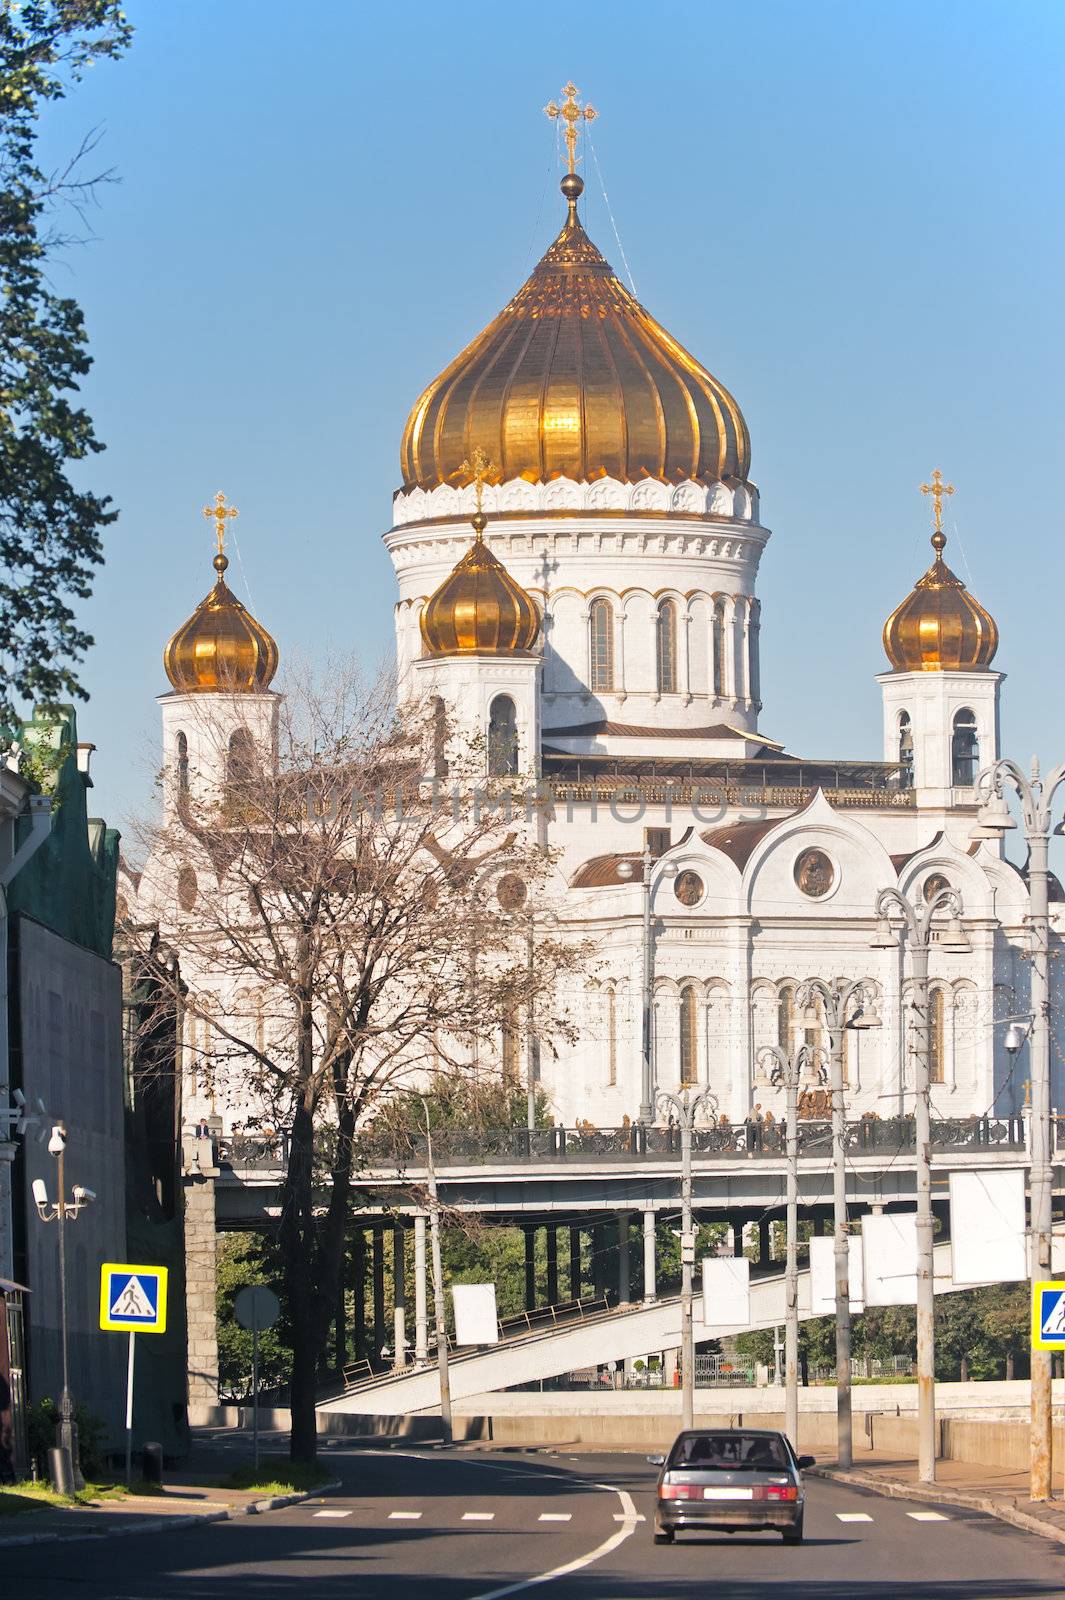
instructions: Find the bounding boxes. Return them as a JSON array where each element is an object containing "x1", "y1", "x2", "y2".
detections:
[
  {"x1": 400, "y1": 174, "x2": 750, "y2": 491},
  {"x1": 420, "y1": 514, "x2": 541, "y2": 655},
  {"x1": 883, "y1": 532, "x2": 999, "y2": 672},
  {"x1": 163, "y1": 550, "x2": 279, "y2": 693}
]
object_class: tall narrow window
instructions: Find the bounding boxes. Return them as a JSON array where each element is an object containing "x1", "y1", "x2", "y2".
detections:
[
  {"x1": 430, "y1": 696, "x2": 448, "y2": 779},
  {"x1": 227, "y1": 728, "x2": 254, "y2": 788},
  {"x1": 898, "y1": 711, "x2": 914, "y2": 790},
  {"x1": 951, "y1": 709, "x2": 978, "y2": 786},
  {"x1": 606, "y1": 987, "x2": 617, "y2": 1086},
  {"x1": 589, "y1": 597, "x2": 615, "y2": 692},
  {"x1": 748, "y1": 601, "x2": 761, "y2": 706},
  {"x1": 777, "y1": 983, "x2": 795, "y2": 1052},
  {"x1": 656, "y1": 600, "x2": 677, "y2": 693},
  {"x1": 176, "y1": 731, "x2": 189, "y2": 795},
  {"x1": 679, "y1": 986, "x2": 698, "y2": 1085},
  {"x1": 487, "y1": 695, "x2": 519, "y2": 776},
  {"x1": 929, "y1": 988, "x2": 946, "y2": 1084},
  {"x1": 502, "y1": 1006, "x2": 519, "y2": 1082},
  {"x1": 712, "y1": 599, "x2": 726, "y2": 697}
]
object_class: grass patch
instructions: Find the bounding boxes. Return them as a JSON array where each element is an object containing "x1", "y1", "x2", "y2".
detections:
[
  {"x1": 0, "y1": 1480, "x2": 130, "y2": 1517},
  {"x1": 220, "y1": 1458, "x2": 332, "y2": 1495}
]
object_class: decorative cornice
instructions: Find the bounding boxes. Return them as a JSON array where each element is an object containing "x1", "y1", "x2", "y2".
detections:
[{"x1": 392, "y1": 474, "x2": 760, "y2": 529}]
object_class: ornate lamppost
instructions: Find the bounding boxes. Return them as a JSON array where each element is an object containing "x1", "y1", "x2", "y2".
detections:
[
  {"x1": 31, "y1": 1123, "x2": 95, "y2": 1491},
  {"x1": 619, "y1": 852, "x2": 677, "y2": 1123},
  {"x1": 655, "y1": 1085, "x2": 717, "y2": 1429}
]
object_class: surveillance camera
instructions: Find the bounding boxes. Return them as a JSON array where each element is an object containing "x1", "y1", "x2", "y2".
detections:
[
  {"x1": 31, "y1": 1178, "x2": 48, "y2": 1207},
  {"x1": 47, "y1": 1124, "x2": 66, "y2": 1156},
  {"x1": 1004, "y1": 1023, "x2": 1027, "y2": 1056},
  {"x1": 72, "y1": 1185, "x2": 96, "y2": 1204}
]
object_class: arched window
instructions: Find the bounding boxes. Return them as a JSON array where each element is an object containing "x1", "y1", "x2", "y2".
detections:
[
  {"x1": 589, "y1": 597, "x2": 615, "y2": 692},
  {"x1": 227, "y1": 728, "x2": 254, "y2": 788},
  {"x1": 898, "y1": 711, "x2": 914, "y2": 790},
  {"x1": 176, "y1": 731, "x2": 189, "y2": 795},
  {"x1": 502, "y1": 1006, "x2": 519, "y2": 1082},
  {"x1": 712, "y1": 599, "x2": 726, "y2": 697},
  {"x1": 679, "y1": 986, "x2": 698, "y2": 1085},
  {"x1": 656, "y1": 600, "x2": 677, "y2": 693},
  {"x1": 487, "y1": 695, "x2": 519, "y2": 777},
  {"x1": 606, "y1": 987, "x2": 617, "y2": 1086},
  {"x1": 777, "y1": 984, "x2": 795, "y2": 1052},
  {"x1": 951, "y1": 709, "x2": 979, "y2": 787},
  {"x1": 430, "y1": 697, "x2": 448, "y2": 779},
  {"x1": 929, "y1": 988, "x2": 946, "y2": 1084}
]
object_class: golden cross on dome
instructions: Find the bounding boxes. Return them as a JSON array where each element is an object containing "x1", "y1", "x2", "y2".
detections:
[
  {"x1": 920, "y1": 469, "x2": 955, "y2": 536},
  {"x1": 544, "y1": 81, "x2": 597, "y2": 174},
  {"x1": 460, "y1": 446, "x2": 494, "y2": 516},
  {"x1": 203, "y1": 490, "x2": 239, "y2": 559}
]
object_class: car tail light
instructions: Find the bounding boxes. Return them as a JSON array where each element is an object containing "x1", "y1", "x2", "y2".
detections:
[
  {"x1": 659, "y1": 1483, "x2": 700, "y2": 1500},
  {"x1": 756, "y1": 1485, "x2": 798, "y2": 1502}
]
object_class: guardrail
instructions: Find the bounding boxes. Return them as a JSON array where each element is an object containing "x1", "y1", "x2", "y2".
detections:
[{"x1": 219, "y1": 1114, "x2": 1027, "y2": 1174}]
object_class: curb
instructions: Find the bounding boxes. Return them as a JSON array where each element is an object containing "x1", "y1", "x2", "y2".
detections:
[
  {"x1": 0, "y1": 1478, "x2": 343, "y2": 1549},
  {"x1": 809, "y1": 1465, "x2": 1065, "y2": 1547}
]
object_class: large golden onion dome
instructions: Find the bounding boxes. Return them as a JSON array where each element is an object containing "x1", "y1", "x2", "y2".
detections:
[
  {"x1": 164, "y1": 494, "x2": 279, "y2": 693},
  {"x1": 421, "y1": 511, "x2": 540, "y2": 656},
  {"x1": 883, "y1": 530, "x2": 999, "y2": 673},
  {"x1": 400, "y1": 173, "x2": 750, "y2": 491}
]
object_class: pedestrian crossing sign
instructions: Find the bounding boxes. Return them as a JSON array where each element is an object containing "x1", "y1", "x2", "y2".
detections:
[
  {"x1": 99, "y1": 1262, "x2": 168, "y2": 1333},
  {"x1": 1031, "y1": 1280, "x2": 1065, "y2": 1352}
]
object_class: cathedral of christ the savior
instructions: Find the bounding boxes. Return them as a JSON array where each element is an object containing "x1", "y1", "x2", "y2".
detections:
[{"x1": 123, "y1": 87, "x2": 1062, "y2": 1144}]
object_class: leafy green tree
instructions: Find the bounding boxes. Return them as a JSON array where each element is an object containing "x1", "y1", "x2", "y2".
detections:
[
  {"x1": 216, "y1": 1232, "x2": 291, "y2": 1397},
  {"x1": 0, "y1": 3, "x2": 131, "y2": 722}
]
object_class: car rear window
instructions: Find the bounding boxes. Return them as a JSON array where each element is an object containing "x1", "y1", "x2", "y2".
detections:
[{"x1": 669, "y1": 1433, "x2": 789, "y2": 1470}]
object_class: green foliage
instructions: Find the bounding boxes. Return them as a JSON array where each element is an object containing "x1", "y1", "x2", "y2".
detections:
[
  {"x1": 0, "y1": 3, "x2": 132, "y2": 721},
  {"x1": 381, "y1": 1076, "x2": 553, "y2": 1140},
  {"x1": 221, "y1": 1458, "x2": 331, "y2": 1493},
  {"x1": 216, "y1": 1233, "x2": 291, "y2": 1397},
  {"x1": 27, "y1": 1397, "x2": 107, "y2": 1478}
]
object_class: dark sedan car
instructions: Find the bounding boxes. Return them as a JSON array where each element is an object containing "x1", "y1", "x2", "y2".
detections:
[{"x1": 650, "y1": 1428, "x2": 815, "y2": 1544}]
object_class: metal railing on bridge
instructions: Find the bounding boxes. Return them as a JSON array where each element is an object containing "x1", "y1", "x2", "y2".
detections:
[{"x1": 219, "y1": 1113, "x2": 1027, "y2": 1174}]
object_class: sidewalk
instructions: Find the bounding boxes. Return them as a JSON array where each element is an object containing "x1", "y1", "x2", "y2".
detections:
[{"x1": 811, "y1": 1450, "x2": 1065, "y2": 1545}]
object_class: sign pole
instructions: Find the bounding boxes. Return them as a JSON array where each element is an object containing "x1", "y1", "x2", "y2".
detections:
[
  {"x1": 124, "y1": 1331, "x2": 136, "y2": 1486},
  {"x1": 252, "y1": 1313, "x2": 260, "y2": 1474}
]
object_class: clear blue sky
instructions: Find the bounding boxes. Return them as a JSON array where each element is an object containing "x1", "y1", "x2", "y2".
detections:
[{"x1": 35, "y1": 0, "x2": 1065, "y2": 837}]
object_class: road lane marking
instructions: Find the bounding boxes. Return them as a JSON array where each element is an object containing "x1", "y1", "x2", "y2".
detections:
[
  {"x1": 907, "y1": 1510, "x2": 949, "y2": 1522},
  {"x1": 613, "y1": 1513, "x2": 646, "y2": 1522},
  {"x1": 472, "y1": 1485, "x2": 639, "y2": 1600},
  {"x1": 389, "y1": 1511, "x2": 423, "y2": 1520},
  {"x1": 463, "y1": 1512, "x2": 496, "y2": 1521},
  {"x1": 538, "y1": 1513, "x2": 572, "y2": 1522},
  {"x1": 313, "y1": 1509, "x2": 351, "y2": 1519},
  {"x1": 836, "y1": 1513, "x2": 873, "y2": 1522}
]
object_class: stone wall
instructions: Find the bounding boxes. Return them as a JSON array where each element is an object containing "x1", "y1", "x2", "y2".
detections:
[{"x1": 182, "y1": 1143, "x2": 219, "y2": 1407}]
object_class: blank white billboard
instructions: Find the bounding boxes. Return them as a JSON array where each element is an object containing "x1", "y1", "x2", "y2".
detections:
[
  {"x1": 809, "y1": 1235, "x2": 864, "y2": 1314},
  {"x1": 451, "y1": 1283, "x2": 498, "y2": 1346},
  {"x1": 702, "y1": 1256, "x2": 750, "y2": 1326},
  {"x1": 863, "y1": 1213, "x2": 917, "y2": 1306},
  {"x1": 950, "y1": 1170, "x2": 1027, "y2": 1287}
]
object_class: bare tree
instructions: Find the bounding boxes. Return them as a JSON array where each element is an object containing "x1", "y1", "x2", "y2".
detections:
[{"x1": 131, "y1": 663, "x2": 581, "y2": 1461}]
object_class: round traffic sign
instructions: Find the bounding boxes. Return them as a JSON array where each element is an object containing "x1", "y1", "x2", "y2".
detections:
[{"x1": 234, "y1": 1285, "x2": 280, "y2": 1331}]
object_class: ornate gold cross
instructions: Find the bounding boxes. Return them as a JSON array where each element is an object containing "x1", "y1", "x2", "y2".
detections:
[
  {"x1": 460, "y1": 446, "x2": 494, "y2": 516},
  {"x1": 544, "y1": 81, "x2": 597, "y2": 174},
  {"x1": 919, "y1": 468, "x2": 955, "y2": 535},
  {"x1": 203, "y1": 490, "x2": 239, "y2": 557}
]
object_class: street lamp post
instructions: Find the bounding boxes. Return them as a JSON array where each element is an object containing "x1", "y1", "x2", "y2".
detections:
[
  {"x1": 757, "y1": 1042, "x2": 827, "y2": 1447},
  {"x1": 619, "y1": 852, "x2": 677, "y2": 1124},
  {"x1": 872, "y1": 886, "x2": 969, "y2": 1484},
  {"x1": 31, "y1": 1123, "x2": 95, "y2": 1492},
  {"x1": 794, "y1": 979, "x2": 880, "y2": 1471},
  {"x1": 971, "y1": 755, "x2": 1065, "y2": 1502},
  {"x1": 656, "y1": 1085, "x2": 716, "y2": 1429},
  {"x1": 418, "y1": 1099, "x2": 452, "y2": 1447}
]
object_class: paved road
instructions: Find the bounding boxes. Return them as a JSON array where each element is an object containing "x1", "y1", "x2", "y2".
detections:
[{"x1": 7, "y1": 1446, "x2": 1064, "y2": 1599}]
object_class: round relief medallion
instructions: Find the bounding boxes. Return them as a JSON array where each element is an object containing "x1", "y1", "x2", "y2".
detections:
[
  {"x1": 923, "y1": 872, "x2": 950, "y2": 905},
  {"x1": 497, "y1": 872, "x2": 528, "y2": 912},
  {"x1": 177, "y1": 864, "x2": 198, "y2": 912},
  {"x1": 674, "y1": 869, "x2": 705, "y2": 908},
  {"x1": 794, "y1": 848, "x2": 835, "y2": 899}
]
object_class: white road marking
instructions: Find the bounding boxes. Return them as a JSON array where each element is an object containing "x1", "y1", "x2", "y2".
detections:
[
  {"x1": 613, "y1": 1512, "x2": 646, "y2": 1522},
  {"x1": 836, "y1": 1512, "x2": 873, "y2": 1522},
  {"x1": 389, "y1": 1510, "x2": 423, "y2": 1520},
  {"x1": 538, "y1": 1512, "x2": 572, "y2": 1522},
  {"x1": 472, "y1": 1485, "x2": 639, "y2": 1600},
  {"x1": 907, "y1": 1510, "x2": 949, "y2": 1522},
  {"x1": 313, "y1": 1509, "x2": 351, "y2": 1519},
  {"x1": 463, "y1": 1512, "x2": 496, "y2": 1521}
]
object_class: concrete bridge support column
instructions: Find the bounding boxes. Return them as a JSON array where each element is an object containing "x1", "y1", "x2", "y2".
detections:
[
  {"x1": 414, "y1": 1214, "x2": 428, "y2": 1361},
  {"x1": 353, "y1": 1229, "x2": 367, "y2": 1360},
  {"x1": 523, "y1": 1225, "x2": 536, "y2": 1311},
  {"x1": 568, "y1": 1225, "x2": 581, "y2": 1300},
  {"x1": 393, "y1": 1223, "x2": 407, "y2": 1369},
  {"x1": 546, "y1": 1226, "x2": 559, "y2": 1306},
  {"x1": 593, "y1": 1224, "x2": 606, "y2": 1299},
  {"x1": 732, "y1": 1220, "x2": 744, "y2": 1259},
  {"x1": 372, "y1": 1222, "x2": 386, "y2": 1361},
  {"x1": 618, "y1": 1212, "x2": 631, "y2": 1306},
  {"x1": 183, "y1": 1157, "x2": 219, "y2": 1411},
  {"x1": 759, "y1": 1217, "x2": 772, "y2": 1267},
  {"x1": 643, "y1": 1209, "x2": 657, "y2": 1303}
]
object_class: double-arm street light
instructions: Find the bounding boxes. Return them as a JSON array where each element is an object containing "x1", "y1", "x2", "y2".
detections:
[
  {"x1": 757, "y1": 1041, "x2": 828, "y2": 1448},
  {"x1": 31, "y1": 1123, "x2": 95, "y2": 1492},
  {"x1": 656, "y1": 1084, "x2": 717, "y2": 1430},
  {"x1": 971, "y1": 755, "x2": 1065, "y2": 1502},
  {"x1": 872, "y1": 884, "x2": 969, "y2": 1484},
  {"x1": 794, "y1": 978, "x2": 880, "y2": 1470}
]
